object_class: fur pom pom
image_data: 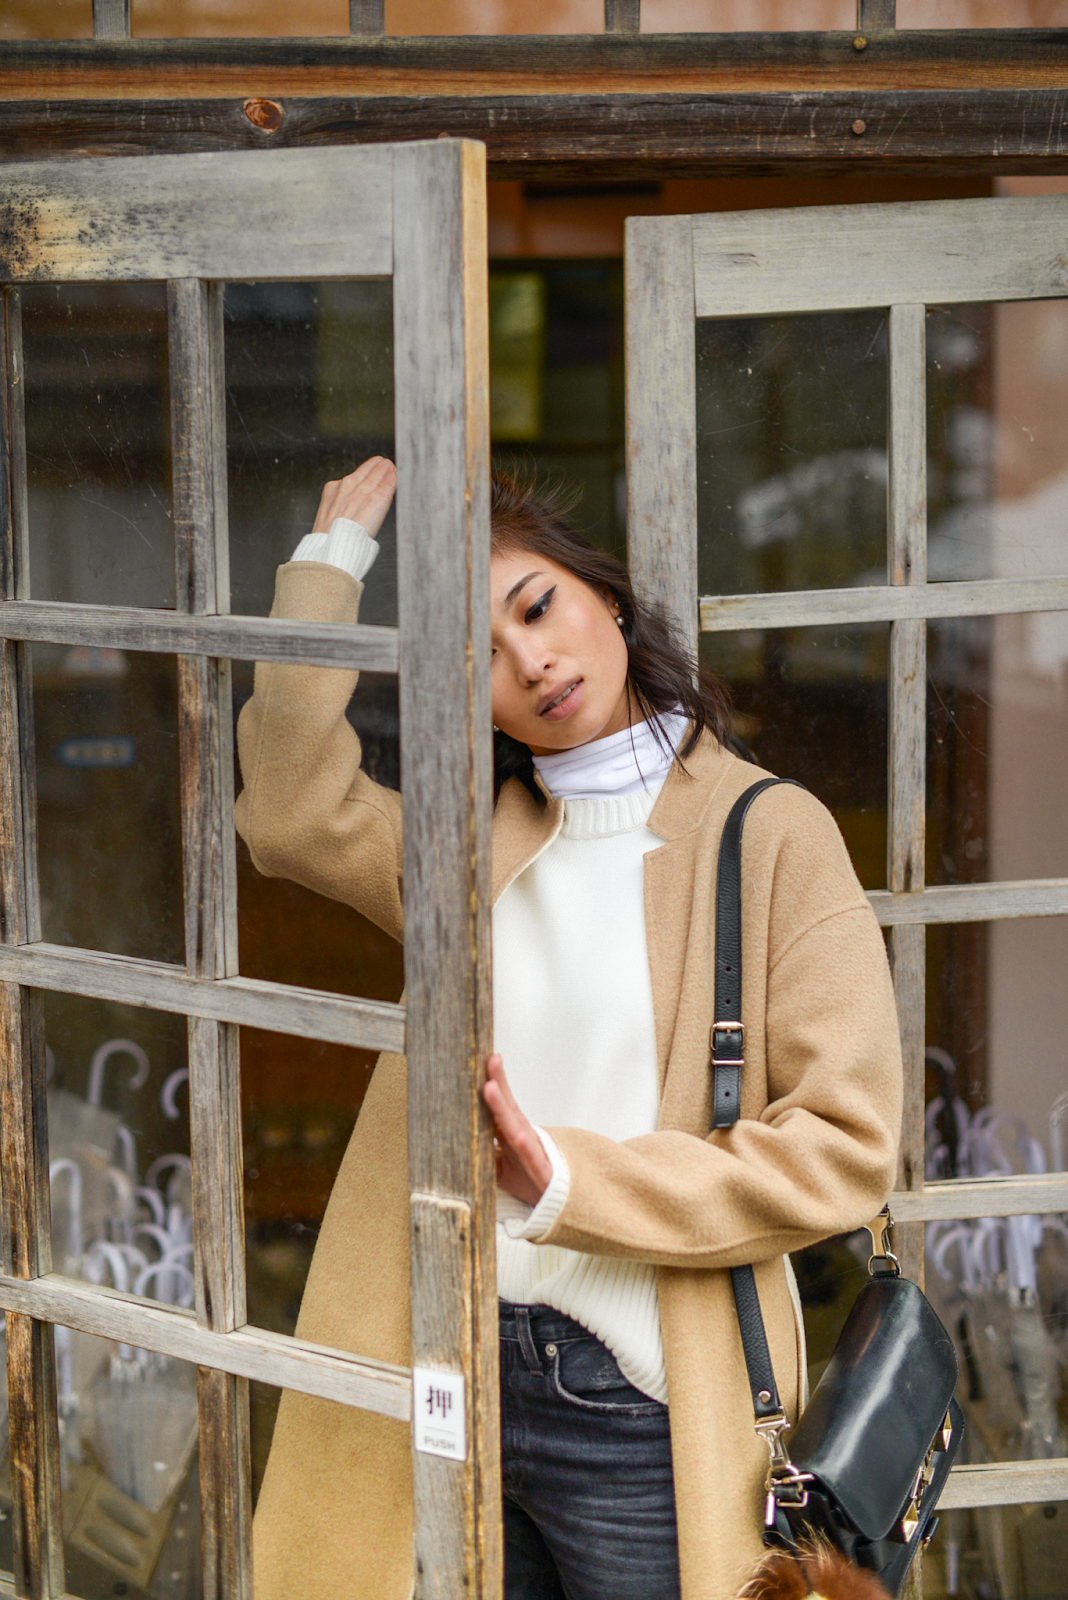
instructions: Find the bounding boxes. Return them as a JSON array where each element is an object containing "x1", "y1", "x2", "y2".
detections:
[{"x1": 738, "y1": 1541, "x2": 894, "y2": 1600}]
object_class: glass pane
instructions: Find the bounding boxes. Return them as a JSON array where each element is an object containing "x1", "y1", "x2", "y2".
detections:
[
  {"x1": 46, "y1": 995, "x2": 191, "y2": 1312},
  {"x1": 223, "y1": 279, "x2": 396, "y2": 627},
  {"x1": 923, "y1": 1500, "x2": 1068, "y2": 1600},
  {"x1": 58, "y1": 1329, "x2": 201, "y2": 1600},
  {"x1": 33, "y1": 645, "x2": 184, "y2": 964},
  {"x1": 489, "y1": 261, "x2": 625, "y2": 556},
  {"x1": 22, "y1": 284, "x2": 174, "y2": 609},
  {"x1": 701, "y1": 622, "x2": 889, "y2": 890},
  {"x1": 696, "y1": 310, "x2": 888, "y2": 597},
  {"x1": 927, "y1": 300, "x2": 1068, "y2": 583}
]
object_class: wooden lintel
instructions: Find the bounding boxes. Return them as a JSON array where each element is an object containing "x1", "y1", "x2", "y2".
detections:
[
  {"x1": 1, "y1": 33, "x2": 1068, "y2": 101},
  {"x1": 0, "y1": 90, "x2": 1067, "y2": 178}
]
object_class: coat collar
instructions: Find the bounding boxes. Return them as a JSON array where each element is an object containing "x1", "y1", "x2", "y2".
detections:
[
  {"x1": 490, "y1": 776, "x2": 562, "y2": 905},
  {"x1": 645, "y1": 727, "x2": 734, "y2": 842}
]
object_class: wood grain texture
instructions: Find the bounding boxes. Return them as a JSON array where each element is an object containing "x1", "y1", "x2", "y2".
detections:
[
  {"x1": 0, "y1": 147, "x2": 391, "y2": 282},
  {"x1": 868, "y1": 878, "x2": 1068, "y2": 925},
  {"x1": 0, "y1": 285, "x2": 62, "y2": 1600},
  {"x1": 168, "y1": 277, "x2": 252, "y2": 1598},
  {"x1": 197, "y1": 1367, "x2": 252, "y2": 1600},
  {"x1": 604, "y1": 0, "x2": 640, "y2": 32},
  {"x1": 625, "y1": 214, "x2": 697, "y2": 652},
  {"x1": 92, "y1": 0, "x2": 130, "y2": 41},
  {"x1": 350, "y1": 0, "x2": 385, "y2": 33},
  {"x1": 700, "y1": 574, "x2": 1068, "y2": 632},
  {"x1": 6, "y1": 1315, "x2": 63, "y2": 1599},
  {"x1": 891, "y1": 1171, "x2": 1068, "y2": 1223},
  {"x1": 939, "y1": 1458, "x2": 1068, "y2": 1511},
  {"x1": 0, "y1": 942, "x2": 407, "y2": 1052},
  {"x1": 3, "y1": 34, "x2": 1068, "y2": 100},
  {"x1": 4, "y1": 93, "x2": 1068, "y2": 181},
  {"x1": 857, "y1": 0, "x2": 895, "y2": 25},
  {"x1": 0, "y1": 1271, "x2": 412, "y2": 1417},
  {"x1": 393, "y1": 139, "x2": 500, "y2": 1600},
  {"x1": 0, "y1": 599, "x2": 399, "y2": 673},
  {"x1": 694, "y1": 194, "x2": 1068, "y2": 318}
]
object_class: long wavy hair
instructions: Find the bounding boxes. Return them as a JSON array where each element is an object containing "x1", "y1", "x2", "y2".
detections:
[{"x1": 490, "y1": 472, "x2": 732, "y2": 804}]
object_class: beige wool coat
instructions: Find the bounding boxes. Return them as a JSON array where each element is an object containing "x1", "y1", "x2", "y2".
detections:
[{"x1": 234, "y1": 561, "x2": 904, "y2": 1600}]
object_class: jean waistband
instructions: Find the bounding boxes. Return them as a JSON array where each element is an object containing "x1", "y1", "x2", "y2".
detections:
[{"x1": 498, "y1": 1300, "x2": 594, "y2": 1345}]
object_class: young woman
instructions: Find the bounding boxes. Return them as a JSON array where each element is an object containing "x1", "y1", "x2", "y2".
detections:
[{"x1": 235, "y1": 456, "x2": 903, "y2": 1600}]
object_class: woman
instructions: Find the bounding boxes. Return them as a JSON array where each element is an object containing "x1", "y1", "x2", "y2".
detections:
[{"x1": 235, "y1": 456, "x2": 902, "y2": 1600}]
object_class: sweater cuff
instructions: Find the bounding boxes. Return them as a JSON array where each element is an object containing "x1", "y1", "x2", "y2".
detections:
[
  {"x1": 290, "y1": 517, "x2": 379, "y2": 582},
  {"x1": 502, "y1": 1127, "x2": 571, "y2": 1243}
]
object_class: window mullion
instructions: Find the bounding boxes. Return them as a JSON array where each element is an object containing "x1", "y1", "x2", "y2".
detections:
[
  {"x1": 0, "y1": 287, "x2": 64, "y2": 1600},
  {"x1": 886, "y1": 302, "x2": 928, "y2": 1291},
  {"x1": 167, "y1": 277, "x2": 252, "y2": 1600}
]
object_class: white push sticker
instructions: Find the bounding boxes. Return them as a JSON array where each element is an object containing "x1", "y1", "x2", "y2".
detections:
[{"x1": 412, "y1": 1368, "x2": 467, "y2": 1461}]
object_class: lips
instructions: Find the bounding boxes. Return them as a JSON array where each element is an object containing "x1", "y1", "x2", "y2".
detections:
[{"x1": 538, "y1": 679, "x2": 582, "y2": 720}]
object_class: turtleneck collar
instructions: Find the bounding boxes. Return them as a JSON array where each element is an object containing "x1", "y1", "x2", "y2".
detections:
[{"x1": 532, "y1": 711, "x2": 689, "y2": 802}]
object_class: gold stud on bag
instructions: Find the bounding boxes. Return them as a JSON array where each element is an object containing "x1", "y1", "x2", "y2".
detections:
[{"x1": 716, "y1": 783, "x2": 964, "y2": 1600}]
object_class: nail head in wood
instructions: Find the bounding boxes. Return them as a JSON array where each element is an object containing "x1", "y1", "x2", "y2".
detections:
[{"x1": 852, "y1": 119, "x2": 867, "y2": 135}]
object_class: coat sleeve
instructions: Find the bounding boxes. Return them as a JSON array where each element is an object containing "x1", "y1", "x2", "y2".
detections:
[
  {"x1": 234, "y1": 561, "x2": 405, "y2": 943},
  {"x1": 541, "y1": 802, "x2": 903, "y2": 1268}
]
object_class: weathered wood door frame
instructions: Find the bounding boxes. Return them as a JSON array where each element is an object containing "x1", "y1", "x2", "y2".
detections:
[
  {"x1": 626, "y1": 193, "x2": 1068, "y2": 1518},
  {"x1": 0, "y1": 141, "x2": 499, "y2": 1600}
]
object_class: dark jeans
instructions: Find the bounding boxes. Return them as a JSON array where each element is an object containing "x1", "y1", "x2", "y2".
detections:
[{"x1": 499, "y1": 1300, "x2": 682, "y2": 1600}]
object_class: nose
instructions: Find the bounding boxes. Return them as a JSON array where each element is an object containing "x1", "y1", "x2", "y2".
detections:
[{"x1": 510, "y1": 636, "x2": 551, "y2": 686}]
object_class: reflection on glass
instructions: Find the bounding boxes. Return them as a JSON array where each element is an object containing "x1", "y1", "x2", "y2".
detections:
[
  {"x1": 700, "y1": 622, "x2": 889, "y2": 890},
  {"x1": 22, "y1": 284, "x2": 173, "y2": 609},
  {"x1": 489, "y1": 261, "x2": 625, "y2": 555},
  {"x1": 696, "y1": 309, "x2": 887, "y2": 597},
  {"x1": 46, "y1": 995, "x2": 191, "y2": 1306},
  {"x1": 224, "y1": 279, "x2": 396, "y2": 627},
  {"x1": 33, "y1": 645, "x2": 184, "y2": 963},
  {"x1": 58, "y1": 1330, "x2": 201, "y2": 1600},
  {"x1": 924, "y1": 1498, "x2": 1068, "y2": 1600}
]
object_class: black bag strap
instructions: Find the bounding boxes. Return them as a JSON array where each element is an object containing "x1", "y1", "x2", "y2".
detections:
[{"x1": 712, "y1": 777, "x2": 804, "y2": 1426}]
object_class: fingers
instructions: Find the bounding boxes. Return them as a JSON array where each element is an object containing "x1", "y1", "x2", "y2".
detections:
[
  {"x1": 311, "y1": 457, "x2": 397, "y2": 536},
  {"x1": 482, "y1": 1054, "x2": 552, "y2": 1205}
]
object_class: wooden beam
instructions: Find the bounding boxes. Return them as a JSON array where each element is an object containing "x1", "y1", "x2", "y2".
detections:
[
  {"x1": 891, "y1": 1172, "x2": 1068, "y2": 1223},
  {"x1": 625, "y1": 214, "x2": 697, "y2": 653},
  {"x1": 393, "y1": 138, "x2": 500, "y2": 1600},
  {"x1": 605, "y1": 0, "x2": 640, "y2": 33},
  {"x1": 1, "y1": 91, "x2": 1068, "y2": 182},
  {"x1": 1, "y1": 90, "x2": 1068, "y2": 180},
  {"x1": 168, "y1": 277, "x2": 252, "y2": 1600},
  {"x1": 350, "y1": 0, "x2": 385, "y2": 34},
  {"x1": 0, "y1": 288, "x2": 64, "y2": 1600},
  {"x1": 0, "y1": 943, "x2": 407, "y2": 1054},
  {"x1": 0, "y1": 147, "x2": 392, "y2": 283},
  {"x1": 0, "y1": 600, "x2": 399, "y2": 673},
  {"x1": 2, "y1": 34, "x2": 1068, "y2": 100},
  {"x1": 939, "y1": 1458, "x2": 1068, "y2": 1511},
  {"x1": 0, "y1": 1271, "x2": 412, "y2": 1419},
  {"x1": 868, "y1": 878, "x2": 1068, "y2": 926},
  {"x1": 700, "y1": 575, "x2": 1068, "y2": 632},
  {"x1": 92, "y1": 0, "x2": 130, "y2": 40}
]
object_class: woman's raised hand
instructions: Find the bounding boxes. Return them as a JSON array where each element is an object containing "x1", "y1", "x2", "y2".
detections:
[
  {"x1": 482, "y1": 1054, "x2": 553, "y2": 1208},
  {"x1": 312, "y1": 456, "x2": 397, "y2": 539}
]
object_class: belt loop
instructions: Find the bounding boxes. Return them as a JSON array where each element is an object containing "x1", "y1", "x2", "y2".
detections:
[{"x1": 515, "y1": 1306, "x2": 541, "y2": 1372}]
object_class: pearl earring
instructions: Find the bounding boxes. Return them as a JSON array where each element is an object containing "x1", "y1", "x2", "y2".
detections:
[{"x1": 615, "y1": 614, "x2": 624, "y2": 627}]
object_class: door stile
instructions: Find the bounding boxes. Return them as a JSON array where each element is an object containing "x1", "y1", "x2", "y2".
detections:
[
  {"x1": 167, "y1": 278, "x2": 252, "y2": 1600},
  {"x1": 0, "y1": 289, "x2": 65, "y2": 1600},
  {"x1": 624, "y1": 215, "x2": 698, "y2": 657},
  {"x1": 393, "y1": 139, "x2": 501, "y2": 1600},
  {"x1": 886, "y1": 302, "x2": 928, "y2": 1292}
]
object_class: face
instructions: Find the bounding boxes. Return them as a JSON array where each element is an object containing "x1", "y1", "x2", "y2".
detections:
[{"x1": 489, "y1": 548, "x2": 633, "y2": 756}]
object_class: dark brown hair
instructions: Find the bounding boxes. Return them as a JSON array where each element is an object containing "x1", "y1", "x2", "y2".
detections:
[{"x1": 490, "y1": 472, "x2": 732, "y2": 804}]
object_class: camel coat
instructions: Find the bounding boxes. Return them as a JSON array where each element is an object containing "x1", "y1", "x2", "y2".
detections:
[{"x1": 234, "y1": 561, "x2": 903, "y2": 1600}]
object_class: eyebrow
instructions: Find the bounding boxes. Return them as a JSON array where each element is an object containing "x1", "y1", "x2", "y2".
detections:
[{"x1": 503, "y1": 571, "x2": 544, "y2": 609}]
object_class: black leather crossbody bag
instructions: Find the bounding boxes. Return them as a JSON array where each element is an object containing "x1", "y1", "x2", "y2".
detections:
[{"x1": 713, "y1": 779, "x2": 965, "y2": 1596}]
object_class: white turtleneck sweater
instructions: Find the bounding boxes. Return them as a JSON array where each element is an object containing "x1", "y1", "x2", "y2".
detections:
[{"x1": 292, "y1": 522, "x2": 683, "y2": 1401}]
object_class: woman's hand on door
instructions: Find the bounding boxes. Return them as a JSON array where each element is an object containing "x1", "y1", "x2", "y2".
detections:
[
  {"x1": 483, "y1": 1054, "x2": 552, "y2": 1207},
  {"x1": 311, "y1": 456, "x2": 397, "y2": 538}
]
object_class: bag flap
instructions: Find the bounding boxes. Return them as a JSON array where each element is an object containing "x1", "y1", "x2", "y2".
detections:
[{"x1": 787, "y1": 1275, "x2": 959, "y2": 1541}]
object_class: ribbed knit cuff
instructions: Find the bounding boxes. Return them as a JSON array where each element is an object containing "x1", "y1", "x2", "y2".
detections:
[
  {"x1": 502, "y1": 1127, "x2": 570, "y2": 1243},
  {"x1": 290, "y1": 517, "x2": 379, "y2": 582}
]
